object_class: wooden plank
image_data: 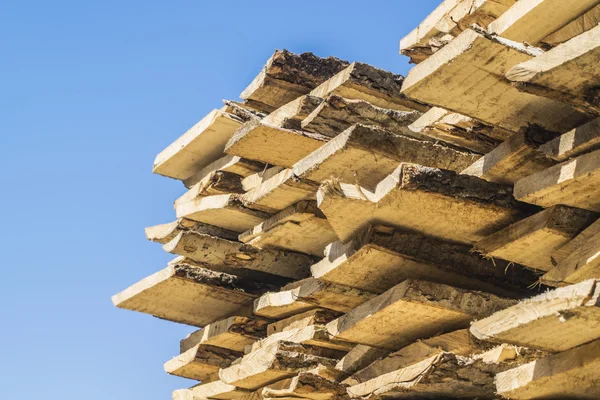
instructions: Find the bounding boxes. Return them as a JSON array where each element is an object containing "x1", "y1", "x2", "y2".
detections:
[
  {"x1": 542, "y1": 230, "x2": 600, "y2": 286},
  {"x1": 163, "y1": 231, "x2": 312, "y2": 280},
  {"x1": 301, "y1": 95, "x2": 422, "y2": 138},
  {"x1": 496, "y1": 339, "x2": 600, "y2": 399},
  {"x1": 470, "y1": 279, "x2": 600, "y2": 351},
  {"x1": 261, "y1": 367, "x2": 348, "y2": 400},
  {"x1": 219, "y1": 341, "x2": 338, "y2": 390},
  {"x1": 164, "y1": 343, "x2": 241, "y2": 381},
  {"x1": 408, "y1": 107, "x2": 506, "y2": 154},
  {"x1": 181, "y1": 316, "x2": 269, "y2": 353},
  {"x1": 175, "y1": 193, "x2": 270, "y2": 232},
  {"x1": 222, "y1": 99, "x2": 267, "y2": 121},
  {"x1": 309, "y1": 62, "x2": 428, "y2": 112},
  {"x1": 189, "y1": 380, "x2": 251, "y2": 400},
  {"x1": 239, "y1": 50, "x2": 348, "y2": 112},
  {"x1": 261, "y1": 95, "x2": 323, "y2": 130},
  {"x1": 336, "y1": 345, "x2": 389, "y2": 376},
  {"x1": 145, "y1": 219, "x2": 238, "y2": 244},
  {"x1": 514, "y1": 148, "x2": 600, "y2": 211},
  {"x1": 153, "y1": 110, "x2": 244, "y2": 181},
  {"x1": 311, "y1": 225, "x2": 537, "y2": 297},
  {"x1": 175, "y1": 171, "x2": 245, "y2": 211},
  {"x1": 488, "y1": 0, "x2": 600, "y2": 45},
  {"x1": 461, "y1": 125, "x2": 559, "y2": 184},
  {"x1": 539, "y1": 117, "x2": 600, "y2": 162},
  {"x1": 344, "y1": 329, "x2": 476, "y2": 387},
  {"x1": 225, "y1": 120, "x2": 329, "y2": 168},
  {"x1": 317, "y1": 163, "x2": 535, "y2": 244},
  {"x1": 508, "y1": 24, "x2": 600, "y2": 115},
  {"x1": 239, "y1": 201, "x2": 337, "y2": 257},
  {"x1": 541, "y1": 4, "x2": 600, "y2": 47},
  {"x1": 183, "y1": 155, "x2": 265, "y2": 189},
  {"x1": 254, "y1": 278, "x2": 376, "y2": 319},
  {"x1": 111, "y1": 264, "x2": 274, "y2": 327},
  {"x1": 400, "y1": 0, "x2": 517, "y2": 63},
  {"x1": 550, "y1": 217, "x2": 600, "y2": 267},
  {"x1": 172, "y1": 389, "x2": 194, "y2": 400},
  {"x1": 326, "y1": 279, "x2": 515, "y2": 350},
  {"x1": 475, "y1": 205, "x2": 597, "y2": 272},
  {"x1": 241, "y1": 166, "x2": 285, "y2": 192},
  {"x1": 401, "y1": 28, "x2": 588, "y2": 133},
  {"x1": 267, "y1": 309, "x2": 341, "y2": 336},
  {"x1": 347, "y1": 345, "x2": 537, "y2": 399},
  {"x1": 247, "y1": 325, "x2": 354, "y2": 353}
]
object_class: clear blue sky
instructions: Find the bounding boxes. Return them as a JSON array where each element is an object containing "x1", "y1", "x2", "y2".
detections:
[{"x1": 0, "y1": 1, "x2": 439, "y2": 399}]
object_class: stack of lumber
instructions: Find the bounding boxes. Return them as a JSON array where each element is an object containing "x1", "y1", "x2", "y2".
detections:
[{"x1": 113, "y1": 1, "x2": 600, "y2": 396}]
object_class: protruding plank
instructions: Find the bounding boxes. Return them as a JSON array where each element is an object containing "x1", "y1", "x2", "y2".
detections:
[
  {"x1": 317, "y1": 163, "x2": 535, "y2": 244},
  {"x1": 241, "y1": 166, "x2": 285, "y2": 192},
  {"x1": 239, "y1": 50, "x2": 349, "y2": 112},
  {"x1": 309, "y1": 62, "x2": 428, "y2": 112},
  {"x1": 172, "y1": 389, "x2": 194, "y2": 400},
  {"x1": 301, "y1": 95, "x2": 422, "y2": 138},
  {"x1": 312, "y1": 225, "x2": 537, "y2": 297},
  {"x1": 183, "y1": 155, "x2": 265, "y2": 189},
  {"x1": 550, "y1": 217, "x2": 600, "y2": 267},
  {"x1": 344, "y1": 329, "x2": 478, "y2": 386},
  {"x1": 254, "y1": 278, "x2": 376, "y2": 319},
  {"x1": 248, "y1": 325, "x2": 354, "y2": 353},
  {"x1": 164, "y1": 343, "x2": 241, "y2": 381},
  {"x1": 496, "y1": 339, "x2": 600, "y2": 399},
  {"x1": 347, "y1": 345, "x2": 536, "y2": 399},
  {"x1": 153, "y1": 110, "x2": 244, "y2": 181},
  {"x1": 514, "y1": 148, "x2": 600, "y2": 211},
  {"x1": 112, "y1": 264, "x2": 276, "y2": 327},
  {"x1": 475, "y1": 205, "x2": 597, "y2": 272},
  {"x1": 175, "y1": 171, "x2": 245, "y2": 210},
  {"x1": 222, "y1": 99, "x2": 267, "y2": 121},
  {"x1": 408, "y1": 107, "x2": 506, "y2": 154},
  {"x1": 239, "y1": 201, "x2": 337, "y2": 257},
  {"x1": 401, "y1": 28, "x2": 588, "y2": 133},
  {"x1": 189, "y1": 380, "x2": 251, "y2": 400},
  {"x1": 541, "y1": 4, "x2": 600, "y2": 47},
  {"x1": 461, "y1": 125, "x2": 559, "y2": 184},
  {"x1": 400, "y1": 0, "x2": 517, "y2": 63},
  {"x1": 337, "y1": 345, "x2": 390, "y2": 376},
  {"x1": 542, "y1": 229, "x2": 600, "y2": 286},
  {"x1": 175, "y1": 193, "x2": 270, "y2": 232},
  {"x1": 508, "y1": 24, "x2": 600, "y2": 114},
  {"x1": 326, "y1": 279, "x2": 515, "y2": 350},
  {"x1": 181, "y1": 316, "x2": 269, "y2": 353},
  {"x1": 219, "y1": 341, "x2": 338, "y2": 390},
  {"x1": 261, "y1": 95, "x2": 324, "y2": 130},
  {"x1": 488, "y1": 0, "x2": 600, "y2": 45},
  {"x1": 225, "y1": 120, "x2": 329, "y2": 168},
  {"x1": 261, "y1": 367, "x2": 348, "y2": 400},
  {"x1": 267, "y1": 309, "x2": 340, "y2": 336},
  {"x1": 539, "y1": 118, "x2": 600, "y2": 162},
  {"x1": 470, "y1": 279, "x2": 600, "y2": 351},
  {"x1": 163, "y1": 231, "x2": 312, "y2": 280},
  {"x1": 145, "y1": 219, "x2": 238, "y2": 244}
]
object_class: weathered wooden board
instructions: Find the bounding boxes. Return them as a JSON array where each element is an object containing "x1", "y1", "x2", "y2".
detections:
[
  {"x1": 240, "y1": 201, "x2": 337, "y2": 257},
  {"x1": 400, "y1": 0, "x2": 517, "y2": 63},
  {"x1": 461, "y1": 125, "x2": 559, "y2": 184},
  {"x1": 181, "y1": 316, "x2": 269, "y2": 353},
  {"x1": 261, "y1": 367, "x2": 348, "y2": 400},
  {"x1": 219, "y1": 341, "x2": 338, "y2": 390},
  {"x1": 542, "y1": 230, "x2": 600, "y2": 286},
  {"x1": 163, "y1": 231, "x2": 312, "y2": 280},
  {"x1": 153, "y1": 110, "x2": 244, "y2": 181},
  {"x1": 239, "y1": 50, "x2": 348, "y2": 112},
  {"x1": 175, "y1": 171, "x2": 245, "y2": 210},
  {"x1": 261, "y1": 95, "x2": 323, "y2": 130},
  {"x1": 225, "y1": 120, "x2": 329, "y2": 168},
  {"x1": 550, "y1": 217, "x2": 600, "y2": 267},
  {"x1": 267, "y1": 309, "x2": 341, "y2": 336},
  {"x1": 401, "y1": 28, "x2": 588, "y2": 133},
  {"x1": 312, "y1": 225, "x2": 537, "y2": 297},
  {"x1": 145, "y1": 219, "x2": 238, "y2": 244},
  {"x1": 112, "y1": 264, "x2": 274, "y2": 327},
  {"x1": 254, "y1": 278, "x2": 375, "y2": 319},
  {"x1": 496, "y1": 339, "x2": 600, "y2": 399},
  {"x1": 470, "y1": 279, "x2": 600, "y2": 351},
  {"x1": 475, "y1": 205, "x2": 597, "y2": 272},
  {"x1": 175, "y1": 193, "x2": 270, "y2": 232},
  {"x1": 164, "y1": 343, "x2": 241, "y2": 381},
  {"x1": 189, "y1": 380, "x2": 251, "y2": 400},
  {"x1": 309, "y1": 62, "x2": 428, "y2": 112},
  {"x1": 514, "y1": 148, "x2": 600, "y2": 211},
  {"x1": 408, "y1": 107, "x2": 506, "y2": 154},
  {"x1": 489, "y1": 0, "x2": 600, "y2": 45},
  {"x1": 326, "y1": 279, "x2": 515, "y2": 350},
  {"x1": 336, "y1": 345, "x2": 390, "y2": 377},
  {"x1": 317, "y1": 163, "x2": 535, "y2": 244},
  {"x1": 241, "y1": 166, "x2": 285, "y2": 192},
  {"x1": 541, "y1": 4, "x2": 600, "y2": 47},
  {"x1": 183, "y1": 155, "x2": 265, "y2": 189},
  {"x1": 301, "y1": 95, "x2": 421, "y2": 138},
  {"x1": 539, "y1": 118, "x2": 600, "y2": 162},
  {"x1": 508, "y1": 24, "x2": 600, "y2": 114},
  {"x1": 247, "y1": 325, "x2": 353, "y2": 353}
]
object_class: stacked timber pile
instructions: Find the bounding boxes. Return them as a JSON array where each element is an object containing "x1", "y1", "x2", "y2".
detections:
[{"x1": 113, "y1": 1, "x2": 600, "y2": 398}]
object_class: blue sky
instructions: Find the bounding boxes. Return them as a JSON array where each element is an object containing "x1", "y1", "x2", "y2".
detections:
[{"x1": 0, "y1": 1, "x2": 440, "y2": 399}]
